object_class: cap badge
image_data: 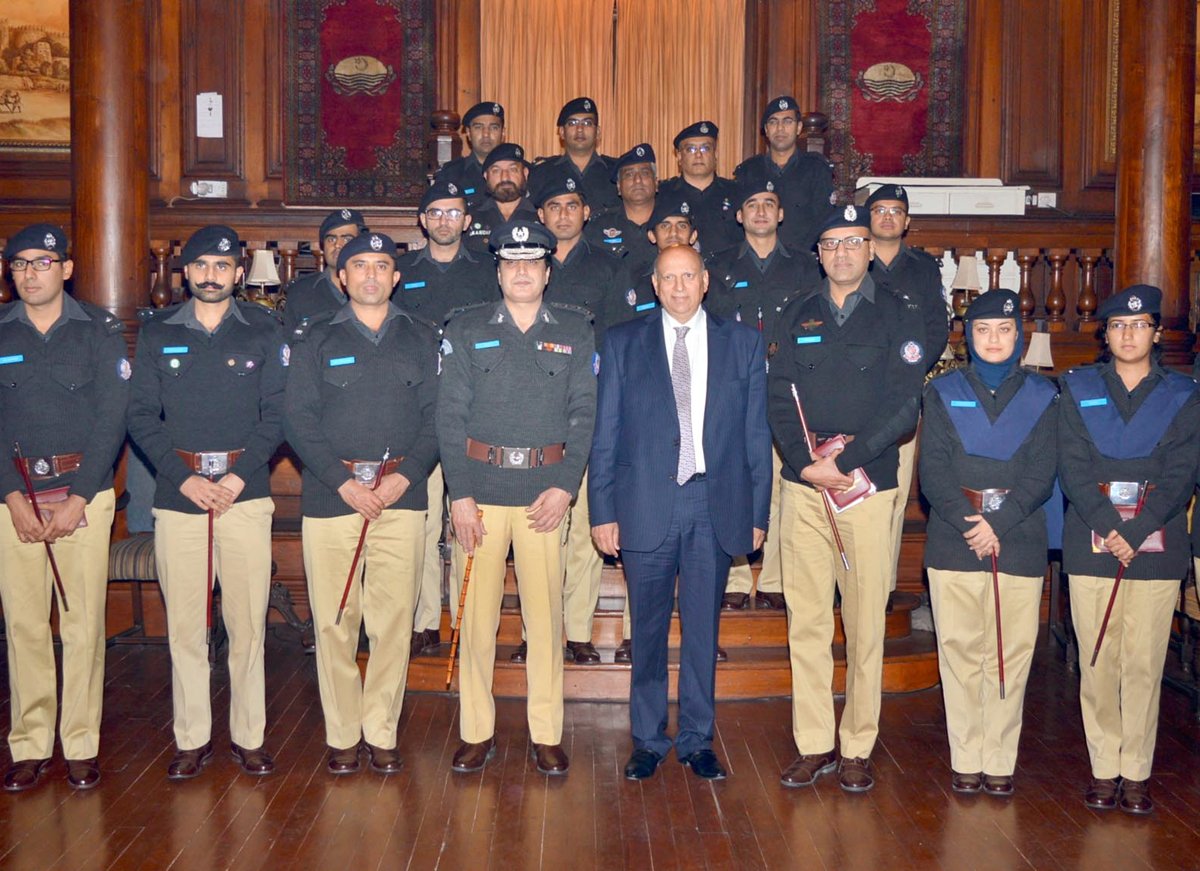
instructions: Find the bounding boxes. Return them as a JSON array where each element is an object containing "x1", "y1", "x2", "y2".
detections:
[
  {"x1": 635, "y1": 146, "x2": 645, "y2": 157},
  {"x1": 583, "y1": 99, "x2": 592, "y2": 111},
  {"x1": 217, "y1": 237, "x2": 231, "y2": 252},
  {"x1": 565, "y1": 177, "x2": 576, "y2": 191},
  {"x1": 766, "y1": 181, "x2": 775, "y2": 192},
  {"x1": 699, "y1": 122, "x2": 709, "y2": 134},
  {"x1": 894, "y1": 185, "x2": 905, "y2": 197},
  {"x1": 843, "y1": 205, "x2": 857, "y2": 221},
  {"x1": 369, "y1": 235, "x2": 383, "y2": 250},
  {"x1": 778, "y1": 98, "x2": 788, "y2": 110},
  {"x1": 1128, "y1": 295, "x2": 1142, "y2": 311},
  {"x1": 512, "y1": 226, "x2": 530, "y2": 243},
  {"x1": 447, "y1": 183, "x2": 458, "y2": 195},
  {"x1": 514, "y1": 146, "x2": 523, "y2": 158},
  {"x1": 43, "y1": 233, "x2": 56, "y2": 250},
  {"x1": 340, "y1": 209, "x2": 352, "y2": 220},
  {"x1": 680, "y1": 202, "x2": 690, "y2": 215},
  {"x1": 492, "y1": 103, "x2": 501, "y2": 115},
  {"x1": 1002, "y1": 299, "x2": 1014, "y2": 315}
]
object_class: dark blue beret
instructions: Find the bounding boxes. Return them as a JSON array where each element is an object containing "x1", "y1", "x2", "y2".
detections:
[
  {"x1": 181, "y1": 225, "x2": 240, "y2": 266},
  {"x1": 336, "y1": 232, "x2": 398, "y2": 272},
  {"x1": 964, "y1": 289, "x2": 1020, "y2": 322},
  {"x1": 1098, "y1": 284, "x2": 1162, "y2": 319},
  {"x1": 610, "y1": 143, "x2": 656, "y2": 183},
  {"x1": 482, "y1": 142, "x2": 530, "y2": 172},
  {"x1": 557, "y1": 97, "x2": 598, "y2": 126},
  {"x1": 463, "y1": 101, "x2": 505, "y2": 127},
  {"x1": 4, "y1": 223, "x2": 68, "y2": 259},
  {"x1": 761, "y1": 95, "x2": 799, "y2": 129},
  {"x1": 318, "y1": 208, "x2": 367, "y2": 240},
  {"x1": 673, "y1": 120, "x2": 718, "y2": 148}
]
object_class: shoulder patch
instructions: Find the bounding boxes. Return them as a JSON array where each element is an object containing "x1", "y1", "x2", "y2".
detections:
[
  {"x1": 900, "y1": 340, "x2": 924, "y2": 365},
  {"x1": 279, "y1": 344, "x2": 291, "y2": 367}
]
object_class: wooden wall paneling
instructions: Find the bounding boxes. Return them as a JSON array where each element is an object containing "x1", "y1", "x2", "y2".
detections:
[
  {"x1": 435, "y1": 0, "x2": 459, "y2": 113},
  {"x1": 743, "y1": 0, "x2": 766, "y2": 162},
  {"x1": 264, "y1": 0, "x2": 285, "y2": 185},
  {"x1": 149, "y1": 0, "x2": 182, "y2": 205},
  {"x1": 963, "y1": 0, "x2": 1002, "y2": 178},
  {"x1": 179, "y1": 0, "x2": 246, "y2": 196},
  {"x1": 241, "y1": 0, "x2": 268, "y2": 204},
  {"x1": 452, "y1": 0, "x2": 481, "y2": 123},
  {"x1": 999, "y1": 0, "x2": 1063, "y2": 187}
]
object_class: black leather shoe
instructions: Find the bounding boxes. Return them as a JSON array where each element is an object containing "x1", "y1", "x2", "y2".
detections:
[
  {"x1": 231, "y1": 743, "x2": 275, "y2": 776},
  {"x1": 366, "y1": 743, "x2": 403, "y2": 775},
  {"x1": 4, "y1": 758, "x2": 51, "y2": 792},
  {"x1": 411, "y1": 628, "x2": 441, "y2": 657},
  {"x1": 66, "y1": 758, "x2": 101, "y2": 790},
  {"x1": 716, "y1": 646, "x2": 728, "y2": 662},
  {"x1": 951, "y1": 771, "x2": 983, "y2": 794},
  {"x1": 566, "y1": 641, "x2": 601, "y2": 663},
  {"x1": 982, "y1": 774, "x2": 1013, "y2": 797},
  {"x1": 1085, "y1": 776, "x2": 1120, "y2": 810},
  {"x1": 452, "y1": 738, "x2": 496, "y2": 773},
  {"x1": 755, "y1": 591, "x2": 786, "y2": 610},
  {"x1": 167, "y1": 742, "x2": 214, "y2": 781},
  {"x1": 679, "y1": 748, "x2": 727, "y2": 780},
  {"x1": 1120, "y1": 778, "x2": 1154, "y2": 815},
  {"x1": 326, "y1": 745, "x2": 361, "y2": 775},
  {"x1": 721, "y1": 592, "x2": 749, "y2": 610},
  {"x1": 624, "y1": 748, "x2": 663, "y2": 780},
  {"x1": 614, "y1": 639, "x2": 632, "y2": 664},
  {"x1": 510, "y1": 641, "x2": 528, "y2": 664}
]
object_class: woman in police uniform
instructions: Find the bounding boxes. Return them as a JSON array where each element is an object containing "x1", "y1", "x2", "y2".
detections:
[
  {"x1": 920, "y1": 290, "x2": 1057, "y2": 798},
  {"x1": 1058, "y1": 284, "x2": 1200, "y2": 815}
]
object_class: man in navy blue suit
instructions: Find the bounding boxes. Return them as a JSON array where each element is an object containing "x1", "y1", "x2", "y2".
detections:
[{"x1": 589, "y1": 244, "x2": 772, "y2": 780}]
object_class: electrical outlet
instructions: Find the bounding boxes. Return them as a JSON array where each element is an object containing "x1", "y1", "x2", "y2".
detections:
[
  {"x1": 1025, "y1": 192, "x2": 1037, "y2": 206},
  {"x1": 190, "y1": 180, "x2": 228, "y2": 198},
  {"x1": 1036, "y1": 192, "x2": 1057, "y2": 208}
]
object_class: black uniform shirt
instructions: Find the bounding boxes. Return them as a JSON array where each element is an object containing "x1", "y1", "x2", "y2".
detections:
[
  {"x1": 545, "y1": 238, "x2": 626, "y2": 345},
  {"x1": 657, "y1": 175, "x2": 742, "y2": 255},
  {"x1": 394, "y1": 244, "x2": 498, "y2": 326},
  {"x1": 734, "y1": 151, "x2": 835, "y2": 254},
  {"x1": 463, "y1": 197, "x2": 540, "y2": 253},
  {"x1": 704, "y1": 240, "x2": 821, "y2": 342},
  {"x1": 583, "y1": 204, "x2": 657, "y2": 275},
  {"x1": 870, "y1": 244, "x2": 949, "y2": 370},
  {"x1": 128, "y1": 299, "x2": 286, "y2": 514},
  {"x1": 0, "y1": 294, "x2": 129, "y2": 502},
  {"x1": 530, "y1": 152, "x2": 619, "y2": 212},
  {"x1": 434, "y1": 154, "x2": 489, "y2": 211},
  {"x1": 284, "y1": 303, "x2": 439, "y2": 518},
  {"x1": 607, "y1": 265, "x2": 662, "y2": 331},
  {"x1": 281, "y1": 269, "x2": 345, "y2": 334}
]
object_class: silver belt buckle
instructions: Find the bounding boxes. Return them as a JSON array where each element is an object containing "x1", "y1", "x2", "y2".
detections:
[
  {"x1": 980, "y1": 488, "x2": 1008, "y2": 513},
  {"x1": 1108, "y1": 481, "x2": 1140, "y2": 506},
  {"x1": 500, "y1": 447, "x2": 530, "y2": 469},
  {"x1": 353, "y1": 461, "x2": 381, "y2": 485},
  {"x1": 31, "y1": 457, "x2": 53, "y2": 477},
  {"x1": 198, "y1": 451, "x2": 229, "y2": 477}
]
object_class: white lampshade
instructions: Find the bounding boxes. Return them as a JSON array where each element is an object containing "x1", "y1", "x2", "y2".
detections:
[
  {"x1": 1023, "y1": 332, "x2": 1054, "y2": 369},
  {"x1": 246, "y1": 249, "x2": 281, "y2": 287},
  {"x1": 950, "y1": 255, "x2": 982, "y2": 291}
]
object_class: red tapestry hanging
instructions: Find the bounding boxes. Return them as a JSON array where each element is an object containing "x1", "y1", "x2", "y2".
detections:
[
  {"x1": 284, "y1": 0, "x2": 434, "y2": 205},
  {"x1": 818, "y1": 0, "x2": 968, "y2": 193}
]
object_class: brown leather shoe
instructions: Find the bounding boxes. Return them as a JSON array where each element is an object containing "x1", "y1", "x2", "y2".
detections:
[
  {"x1": 1119, "y1": 778, "x2": 1154, "y2": 815},
  {"x1": 66, "y1": 758, "x2": 101, "y2": 790},
  {"x1": 755, "y1": 591, "x2": 786, "y2": 610},
  {"x1": 167, "y1": 742, "x2": 214, "y2": 781},
  {"x1": 566, "y1": 641, "x2": 601, "y2": 664},
  {"x1": 452, "y1": 738, "x2": 496, "y2": 773},
  {"x1": 231, "y1": 743, "x2": 275, "y2": 776},
  {"x1": 366, "y1": 743, "x2": 403, "y2": 775},
  {"x1": 510, "y1": 641, "x2": 528, "y2": 664},
  {"x1": 982, "y1": 774, "x2": 1013, "y2": 797},
  {"x1": 326, "y1": 745, "x2": 361, "y2": 775},
  {"x1": 721, "y1": 592, "x2": 749, "y2": 610},
  {"x1": 410, "y1": 628, "x2": 441, "y2": 658},
  {"x1": 1084, "y1": 776, "x2": 1120, "y2": 810},
  {"x1": 951, "y1": 771, "x2": 983, "y2": 793},
  {"x1": 532, "y1": 743, "x2": 569, "y2": 775},
  {"x1": 614, "y1": 638, "x2": 632, "y2": 664},
  {"x1": 3, "y1": 758, "x2": 51, "y2": 792},
  {"x1": 716, "y1": 646, "x2": 728, "y2": 662},
  {"x1": 780, "y1": 751, "x2": 837, "y2": 788},
  {"x1": 838, "y1": 756, "x2": 874, "y2": 793}
]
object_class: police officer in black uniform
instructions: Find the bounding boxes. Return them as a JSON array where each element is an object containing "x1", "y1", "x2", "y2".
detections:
[
  {"x1": 282, "y1": 208, "x2": 366, "y2": 333},
  {"x1": 658, "y1": 121, "x2": 741, "y2": 255},
  {"x1": 734, "y1": 96, "x2": 835, "y2": 255},
  {"x1": 609, "y1": 193, "x2": 697, "y2": 333},
  {"x1": 435, "y1": 101, "x2": 507, "y2": 212},
  {"x1": 128, "y1": 225, "x2": 286, "y2": 782},
  {"x1": 0, "y1": 224, "x2": 129, "y2": 793},
  {"x1": 529, "y1": 97, "x2": 618, "y2": 213},
  {"x1": 284, "y1": 231, "x2": 440, "y2": 777},
  {"x1": 464, "y1": 143, "x2": 540, "y2": 252},
  {"x1": 584, "y1": 143, "x2": 659, "y2": 276}
]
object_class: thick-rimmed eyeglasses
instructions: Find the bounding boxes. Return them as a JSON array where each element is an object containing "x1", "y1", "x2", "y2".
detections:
[
  {"x1": 8, "y1": 257, "x2": 62, "y2": 272},
  {"x1": 817, "y1": 236, "x2": 868, "y2": 251}
]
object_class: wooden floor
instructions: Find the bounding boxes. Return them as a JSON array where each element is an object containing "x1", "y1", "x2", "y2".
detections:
[{"x1": 2, "y1": 630, "x2": 1199, "y2": 870}]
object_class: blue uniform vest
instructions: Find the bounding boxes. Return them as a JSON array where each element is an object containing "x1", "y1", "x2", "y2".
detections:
[
  {"x1": 1062, "y1": 366, "x2": 1196, "y2": 459},
  {"x1": 931, "y1": 370, "x2": 1056, "y2": 461}
]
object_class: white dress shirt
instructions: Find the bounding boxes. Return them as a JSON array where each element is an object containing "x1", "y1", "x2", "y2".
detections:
[{"x1": 662, "y1": 306, "x2": 708, "y2": 474}]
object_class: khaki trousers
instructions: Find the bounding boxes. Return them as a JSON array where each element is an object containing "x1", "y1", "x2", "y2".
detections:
[
  {"x1": 928, "y1": 568, "x2": 1043, "y2": 776},
  {"x1": 0, "y1": 489, "x2": 114, "y2": 762},
  {"x1": 780, "y1": 479, "x2": 897, "y2": 759},
  {"x1": 1070, "y1": 573, "x2": 1179, "y2": 781},
  {"x1": 563, "y1": 468, "x2": 603, "y2": 642},
  {"x1": 154, "y1": 497, "x2": 273, "y2": 750},
  {"x1": 888, "y1": 432, "x2": 917, "y2": 594},
  {"x1": 726, "y1": 447, "x2": 783, "y2": 595},
  {"x1": 413, "y1": 465, "x2": 445, "y2": 633},
  {"x1": 303, "y1": 508, "x2": 423, "y2": 750},
  {"x1": 454, "y1": 503, "x2": 565, "y2": 745}
]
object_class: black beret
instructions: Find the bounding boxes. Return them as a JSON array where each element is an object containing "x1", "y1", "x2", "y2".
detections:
[
  {"x1": 181, "y1": 225, "x2": 240, "y2": 266},
  {"x1": 532, "y1": 168, "x2": 587, "y2": 208},
  {"x1": 610, "y1": 142, "x2": 656, "y2": 183},
  {"x1": 649, "y1": 195, "x2": 694, "y2": 229},
  {"x1": 735, "y1": 171, "x2": 780, "y2": 207},
  {"x1": 1098, "y1": 284, "x2": 1162, "y2": 319},
  {"x1": 318, "y1": 208, "x2": 367, "y2": 240},
  {"x1": 463, "y1": 101, "x2": 505, "y2": 127},
  {"x1": 964, "y1": 288, "x2": 1020, "y2": 322},
  {"x1": 556, "y1": 96, "x2": 598, "y2": 126},
  {"x1": 489, "y1": 219, "x2": 555, "y2": 259},
  {"x1": 420, "y1": 180, "x2": 468, "y2": 212},
  {"x1": 3, "y1": 223, "x2": 68, "y2": 260},
  {"x1": 336, "y1": 232, "x2": 398, "y2": 272},
  {"x1": 818, "y1": 204, "x2": 870, "y2": 236},
  {"x1": 865, "y1": 184, "x2": 909, "y2": 210},
  {"x1": 482, "y1": 142, "x2": 530, "y2": 172},
  {"x1": 673, "y1": 120, "x2": 718, "y2": 148},
  {"x1": 761, "y1": 95, "x2": 799, "y2": 129}
]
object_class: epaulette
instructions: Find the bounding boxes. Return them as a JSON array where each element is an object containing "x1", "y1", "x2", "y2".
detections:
[
  {"x1": 547, "y1": 302, "x2": 594, "y2": 323},
  {"x1": 287, "y1": 309, "x2": 335, "y2": 344},
  {"x1": 532, "y1": 155, "x2": 553, "y2": 166},
  {"x1": 403, "y1": 310, "x2": 440, "y2": 335},
  {"x1": 79, "y1": 300, "x2": 127, "y2": 335},
  {"x1": 444, "y1": 300, "x2": 492, "y2": 323},
  {"x1": 237, "y1": 298, "x2": 283, "y2": 324},
  {"x1": 137, "y1": 302, "x2": 182, "y2": 324}
]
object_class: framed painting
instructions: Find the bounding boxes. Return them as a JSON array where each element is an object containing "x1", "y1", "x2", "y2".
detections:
[{"x1": 0, "y1": 1, "x2": 70, "y2": 151}]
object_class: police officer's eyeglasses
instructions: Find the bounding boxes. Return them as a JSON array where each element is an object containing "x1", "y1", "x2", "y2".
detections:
[
  {"x1": 681, "y1": 144, "x2": 713, "y2": 155},
  {"x1": 764, "y1": 117, "x2": 798, "y2": 128},
  {"x1": 817, "y1": 236, "x2": 868, "y2": 251},
  {"x1": 424, "y1": 208, "x2": 464, "y2": 221},
  {"x1": 1107, "y1": 321, "x2": 1156, "y2": 332},
  {"x1": 8, "y1": 257, "x2": 62, "y2": 272},
  {"x1": 563, "y1": 118, "x2": 596, "y2": 128},
  {"x1": 870, "y1": 206, "x2": 906, "y2": 217}
]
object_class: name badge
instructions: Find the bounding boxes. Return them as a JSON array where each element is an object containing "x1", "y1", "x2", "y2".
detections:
[
  {"x1": 536, "y1": 342, "x2": 573, "y2": 355},
  {"x1": 635, "y1": 302, "x2": 657, "y2": 312},
  {"x1": 603, "y1": 237, "x2": 623, "y2": 245},
  {"x1": 403, "y1": 281, "x2": 426, "y2": 290},
  {"x1": 795, "y1": 335, "x2": 822, "y2": 345},
  {"x1": 950, "y1": 400, "x2": 977, "y2": 408},
  {"x1": 328, "y1": 356, "x2": 356, "y2": 367},
  {"x1": 1079, "y1": 397, "x2": 1108, "y2": 408},
  {"x1": 162, "y1": 346, "x2": 189, "y2": 355},
  {"x1": 0, "y1": 354, "x2": 24, "y2": 365},
  {"x1": 733, "y1": 280, "x2": 749, "y2": 289},
  {"x1": 463, "y1": 187, "x2": 476, "y2": 195},
  {"x1": 474, "y1": 340, "x2": 500, "y2": 350}
]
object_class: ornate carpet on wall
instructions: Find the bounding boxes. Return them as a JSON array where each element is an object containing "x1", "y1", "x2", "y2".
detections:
[
  {"x1": 818, "y1": 0, "x2": 968, "y2": 192},
  {"x1": 284, "y1": 0, "x2": 434, "y2": 205}
]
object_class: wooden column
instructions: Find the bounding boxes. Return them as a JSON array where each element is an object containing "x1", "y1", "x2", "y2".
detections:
[
  {"x1": 1113, "y1": 0, "x2": 1197, "y2": 327},
  {"x1": 70, "y1": 0, "x2": 148, "y2": 324}
]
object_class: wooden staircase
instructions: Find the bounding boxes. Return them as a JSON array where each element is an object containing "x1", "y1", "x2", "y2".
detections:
[{"x1": 399, "y1": 562, "x2": 939, "y2": 701}]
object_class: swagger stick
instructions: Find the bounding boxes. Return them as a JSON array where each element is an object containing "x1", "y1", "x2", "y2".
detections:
[
  {"x1": 1089, "y1": 481, "x2": 1150, "y2": 668},
  {"x1": 790, "y1": 384, "x2": 851, "y2": 571},
  {"x1": 445, "y1": 513, "x2": 482, "y2": 690},
  {"x1": 206, "y1": 502, "x2": 215, "y2": 645},
  {"x1": 991, "y1": 551, "x2": 1006, "y2": 700},
  {"x1": 12, "y1": 443, "x2": 69, "y2": 611},
  {"x1": 334, "y1": 447, "x2": 391, "y2": 626}
]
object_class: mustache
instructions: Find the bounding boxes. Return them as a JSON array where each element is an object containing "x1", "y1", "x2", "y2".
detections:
[{"x1": 195, "y1": 282, "x2": 224, "y2": 289}]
